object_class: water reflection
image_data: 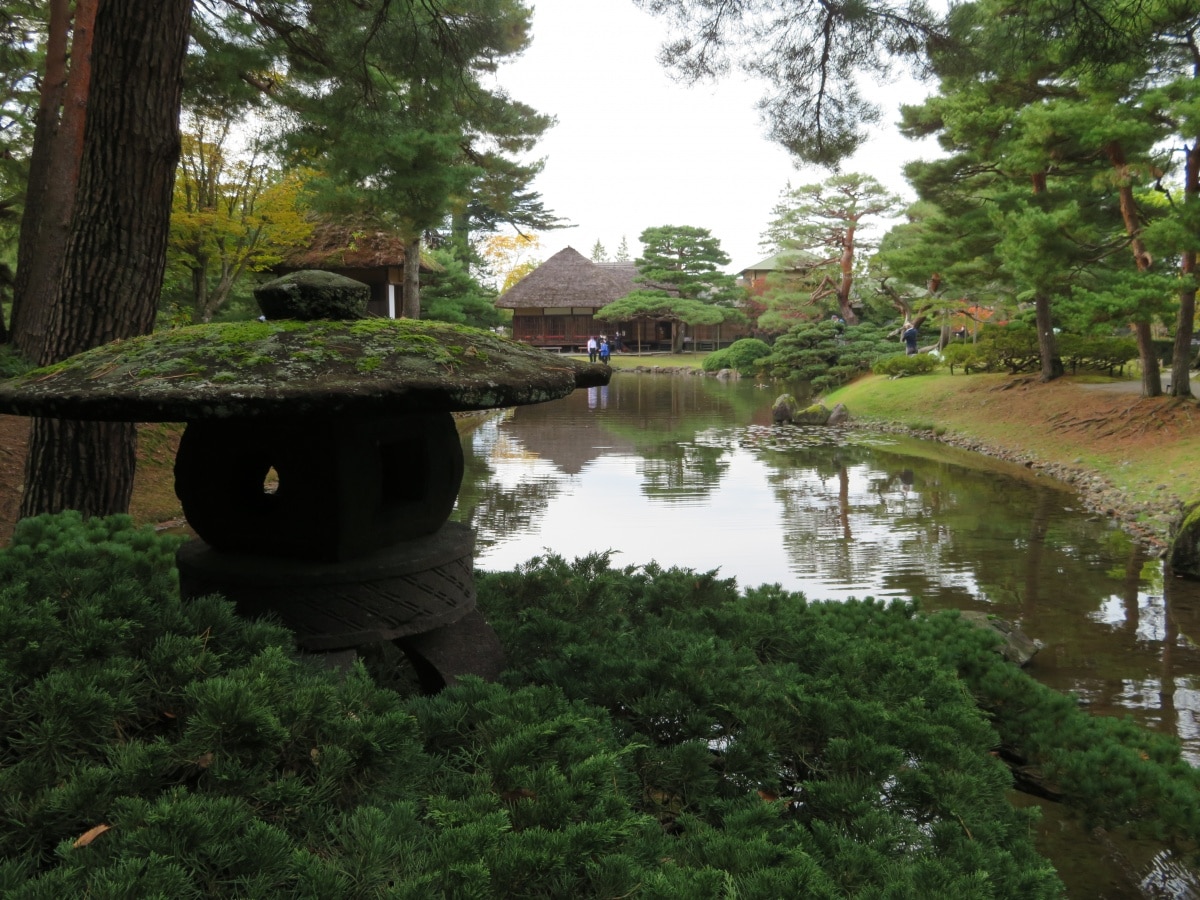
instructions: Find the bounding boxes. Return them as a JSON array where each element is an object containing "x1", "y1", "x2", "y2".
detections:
[{"x1": 452, "y1": 374, "x2": 1200, "y2": 769}]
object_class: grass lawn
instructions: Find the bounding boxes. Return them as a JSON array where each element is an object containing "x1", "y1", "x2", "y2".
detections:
[{"x1": 825, "y1": 372, "x2": 1200, "y2": 533}]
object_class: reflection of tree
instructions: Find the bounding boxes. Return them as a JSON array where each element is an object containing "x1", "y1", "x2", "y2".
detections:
[
  {"x1": 452, "y1": 416, "x2": 563, "y2": 552},
  {"x1": 638, "y1": 443, "x2": 730, "y2": 500},
  {"x1": 595, "y1": 375, "x2": 800, "y2": 446},
  {"x1": 752, "y1": 438, "x2": 1144, "y2": 629},
  {"x1": 503, "y1": 377, "x2": 790, "y2": 503},
  {"x1": 458, "y1": 386, "x2": 1200, "y2": 760},
  {"x1": 501, "y1": 399, "x2": 634, "y2": 475}
]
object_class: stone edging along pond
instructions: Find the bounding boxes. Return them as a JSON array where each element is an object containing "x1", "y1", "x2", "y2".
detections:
[{"x1": 838, "y1": 417, "x2": 1180, "y2": 555}]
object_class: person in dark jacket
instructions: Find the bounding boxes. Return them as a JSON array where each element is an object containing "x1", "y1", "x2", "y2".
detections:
[{"x1": 902, "y1": 322, "x2": 919, "y2": 356}]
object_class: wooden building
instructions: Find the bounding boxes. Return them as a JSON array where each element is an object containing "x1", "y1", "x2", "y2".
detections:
[
  {"x1": 739, "y1": 251, "x2": 821, "y2": 297},
  {"x1": 275, "y1": 223, "x2": 440, "y2": 319},
  {"x1": 494, "y1": 247, "x2": 627, "y2": 350},
  {"x1": 496, "y1": 247, "x2": 751, "y2": 352}
]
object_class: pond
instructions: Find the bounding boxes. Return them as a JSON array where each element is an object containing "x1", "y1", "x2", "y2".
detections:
[{"x1": 452, "y1": 372, "x2": 1200, "y2": 899}]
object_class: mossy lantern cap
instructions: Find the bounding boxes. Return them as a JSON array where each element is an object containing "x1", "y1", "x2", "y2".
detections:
[{"x1": 0, "y1": 288, "x2": 610, "y2": 422}]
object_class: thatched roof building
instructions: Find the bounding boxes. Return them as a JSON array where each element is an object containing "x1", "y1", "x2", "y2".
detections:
[
  {"x1": 493, "y1": 246, "x2": 740, "y2": 352},
  {"x1": 494, "y1": 247, "x2": 631, "y2": 310}
]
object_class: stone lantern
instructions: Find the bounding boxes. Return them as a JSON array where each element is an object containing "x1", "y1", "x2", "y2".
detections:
[{"x1": 0, "y1": 271, "x2": 610, "y2": 689}]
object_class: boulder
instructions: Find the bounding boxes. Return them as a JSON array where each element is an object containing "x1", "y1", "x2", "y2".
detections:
[
  {"x1": 772, "y1": 393, "x2": 799, "y2": 424},
  {"x1": 793, "y1": 402, "x2": 832, "y2": 426},
  {"x1": 1168, "y1": 500, "x2": 1200, "y2": 578},
  {"x1": 957, "y1": 611, "x2": 1043, "y2": 667},
  {"x1": 254, "y1": 269, "x2": 370, "y2": 321},
  {"x1": 827, "y1": 402, "x2": 849, "y2": 425}
]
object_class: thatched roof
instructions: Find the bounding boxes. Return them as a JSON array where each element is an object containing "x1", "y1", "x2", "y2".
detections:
[
  {"x1": 279, "y1": 222, "x2": 440, "y2": 272},
  {"x1": 495, "y1": 247, "x2": 634, "y2": 309}
]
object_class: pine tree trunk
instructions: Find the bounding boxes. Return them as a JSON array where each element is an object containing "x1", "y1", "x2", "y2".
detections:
[
  {"x1": 837, "y1": 223, "x2": 859, "y2": 324},
  {"x1": 1106, "y1": 140, "x2": 1162, "y2": 398},
  {"x1": 10, "y1": 0, "x2": 96, "y2": 360},
  {"x1": 17, "y1": 0, "x2": 193, "y2": 520},
  {"x1": 1170, "y1": 139, "x2": 1198, "y2": 398},
  {"x1": 1034, "y1": 293, "x2": 1063, "y2": 382},
  {"x1": 402, "y1": 235, "x2": 421, "y2": 318},
  {"x1": 1135, "y1": 320, "x2": 1162, "y2": 398},
  {"x1": 1172, "y1": 254, "x2": 1196, "y2": 398},
  {"x1": 21, "y1": 419, "x2": 137, "y2": 518}
]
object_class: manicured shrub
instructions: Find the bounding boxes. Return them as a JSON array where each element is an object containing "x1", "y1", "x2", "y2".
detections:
[
  {"x1": 872, "y1": 351, "x2": 939, "y2": 377},
  {"x1": 759, "y1": 321, "x2": 895, "y2": 391},
  {"x1": 969, "y1": 328, "x2": 1138, "y2": 376},
  {"x1": 976, "y1": 326, "x2": 1041, "y2": 373},
  {"x1": 701, "y1": 338, "x2": 772, "y2": 374},
  {"x1": 5, "y1": 516, "x2": 1199, "y2": 896},
  {"x1": 940, "y1": 341, "x2": 987, "y2": 374},
  {"x1": 482, "y1": 553, "x2": 1200, "y2": 851},
  {"x1": 1057, "y1": 334, "x2": 1138, "y2": 375}
]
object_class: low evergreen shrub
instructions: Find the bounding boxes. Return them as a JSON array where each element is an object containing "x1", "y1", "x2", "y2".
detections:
[
  {"x1": 970, "y1": 328, "x2": 1138, "y2": 376},
  {"x1": 4, "y1": 516, "x2": 1200, "y2": 896},
  {"x1": 871, "y1": 352, "x2": 939, "y2": 377},
  {"x1": 939, "y1": 342, "x2": 986, "y2": 374},
  {"x1": 701, "y1": 338, "x2": 772, "y2": 375},
  {"x1": 1057, "y1": 334, "x2": 1138, "y2": 376},
  {"x1": 759, "y1": 321, "x2": 895, "y2": 391},
  {"x1": 976, "y1": 326, "x2": 1041, "y2": 374}
]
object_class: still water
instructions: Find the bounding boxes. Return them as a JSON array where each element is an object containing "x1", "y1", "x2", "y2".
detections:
[{"x1": 452, "y1": 373, "x2": 1200, "y2": 897}]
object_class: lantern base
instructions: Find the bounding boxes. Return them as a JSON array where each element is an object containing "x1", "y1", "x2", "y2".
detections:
[{"x1": 177, "y1": 522, "x2": 503, "y2": 688}]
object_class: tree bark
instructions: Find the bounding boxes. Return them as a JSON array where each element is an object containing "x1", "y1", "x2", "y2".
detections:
[
  {"x1": 1105, "y1": 140, "x2": 1161, "y2": 398},
  {"x1": 22, "y1": 419, "x2": 137, "y2": 519},
  {"x1": 10, "y1": 0, "x2": 96, "y2": 358},
  {"x1": 17, "y1": 0, "x2": 194, "y2": 519},
  {"x1": 1135, "y1": 319, "x2": 1162, "y2": 397},
  {"x1": 1028, "y1": 172, "x2": 1063, "y2": 382},
  {"x1": 1034, "y1": 293, "x2": 1063, "y2": 382},
  {"x1": 402, "y1": 235, "x2": 421, "y2": 318},
  {"x1": 1170, "y1": 138, "x2": 1198, "y2": 398},
  {"x1": 836, "y1": 221, "x2": 859, "y2": 324}
]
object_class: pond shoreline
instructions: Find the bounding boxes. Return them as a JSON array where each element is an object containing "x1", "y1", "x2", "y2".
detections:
[
  {"x1": 838, "y1": 416, "x2": 1173, "y2": 553},
  {"x1": 597, "y1": 365, "x2": 1182, "y2": 555}
]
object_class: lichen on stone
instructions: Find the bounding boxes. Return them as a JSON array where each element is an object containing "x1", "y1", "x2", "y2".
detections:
[{"x1": 0, "y1": 318, "x2": 611, "y2": 421}]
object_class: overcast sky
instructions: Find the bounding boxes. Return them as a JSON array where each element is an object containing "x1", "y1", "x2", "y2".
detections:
[{"x1": 492, "y1": 0, "x2": 942, "y2": 273}]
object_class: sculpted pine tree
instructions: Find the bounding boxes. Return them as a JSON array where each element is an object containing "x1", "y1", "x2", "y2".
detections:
[
  {"x1": 762, "y1": 173, "x2": 902, "y2": 325},
  {"x1": 597, "y1": 225, "x2": 742, "y2": 353}
]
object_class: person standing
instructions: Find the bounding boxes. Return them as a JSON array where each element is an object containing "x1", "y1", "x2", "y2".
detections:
[
  {"x1": 599, "y1": 338, "x2": 610, "y2": 365},
  {"x1": 587, "y1": 335, "x2": 597, "y2": 363},
  {"x1": 902, "y1": 321, "x2": 919, "y2": 356}
]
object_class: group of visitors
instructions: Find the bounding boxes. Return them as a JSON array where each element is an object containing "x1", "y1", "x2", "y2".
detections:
[{"x1": 586, "y1": 334, "x2": 621, "y2": 365}]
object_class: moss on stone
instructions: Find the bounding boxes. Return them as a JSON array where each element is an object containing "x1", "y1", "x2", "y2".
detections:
[
  {"x1": 0, "y1": 319, "x2": 611, "y2": 421},
  {"x1": 1169, "y1": 500, "x2": 1200, "y2": 577}
]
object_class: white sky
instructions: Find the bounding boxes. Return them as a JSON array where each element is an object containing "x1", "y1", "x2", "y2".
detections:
[{"x1": 493, "y1": 0, "x2": 942, "y2": 273}]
